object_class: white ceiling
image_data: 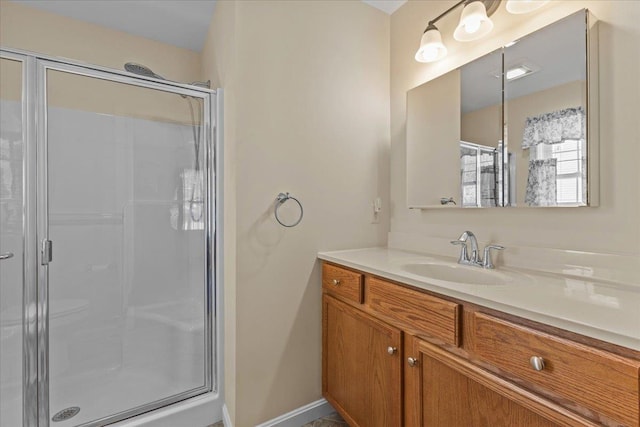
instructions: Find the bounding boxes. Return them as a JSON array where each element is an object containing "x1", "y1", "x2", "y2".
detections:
[
  {"x1": 10, "y1": 0, "x2": 217, "y2": 52},
  {"x1": 362, "y1": 0, "x2": 407, "y2": 15},
  {"x1": 11, "y1": 0, "x2": 405, "y2": 53}
]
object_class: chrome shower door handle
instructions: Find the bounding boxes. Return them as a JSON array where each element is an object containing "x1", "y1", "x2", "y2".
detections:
[{"x1": 0, "y1": 252, "x2": 14, "y2": 260}]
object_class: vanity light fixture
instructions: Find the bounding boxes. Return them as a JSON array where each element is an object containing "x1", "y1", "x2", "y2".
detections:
[
  {"x1": 415, "y1": 23, "x2": 448, "y2": 63},
  {"x1": 415, "y1": 0, "x2": 500, "y2": 63},
  {"x1": 415, "y1": 0, "x2": 548, "y2": 63},
  {"x1": 505, "y1": 0, "x2": 550, "y2": 14},
  {"x1": 453, "y1": 1, "x2": 494, "y2": 42}
]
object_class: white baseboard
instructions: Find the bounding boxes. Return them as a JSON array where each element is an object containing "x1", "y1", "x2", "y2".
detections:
[
  {"x1": 222, "y1": 404, "x2": 233, "y2": 427},
  {"x1": 254, "y1": 398, "x2": 334, "y2": 427}
]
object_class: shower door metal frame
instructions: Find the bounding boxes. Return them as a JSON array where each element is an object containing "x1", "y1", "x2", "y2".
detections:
[
  {"x1": 0, "y1": 49, "x2": 39, "y2": 427},
  {"x1": 1, "y1": 47, "x2": 217, "y2": 427},
  {"x1": 35, "y1": 59, "x2": 216, "y2": 427}
]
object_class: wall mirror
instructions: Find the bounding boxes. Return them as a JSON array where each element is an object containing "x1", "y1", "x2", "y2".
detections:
[{"x1": 406, "y1": 9, "x2": 598, "y2": 209}]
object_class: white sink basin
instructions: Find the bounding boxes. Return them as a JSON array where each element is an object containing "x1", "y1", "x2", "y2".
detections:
[{"x1": 402, "y1": 262, "x2": 514, "y2": 286}]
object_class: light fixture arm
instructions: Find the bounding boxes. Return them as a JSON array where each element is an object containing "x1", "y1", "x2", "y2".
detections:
[
  {"x1": 423, "y1": 0, "x2": 467, "y2": 31},
  {"x1": 422, "y1": 0, "x2": 501, "y2": 32}
]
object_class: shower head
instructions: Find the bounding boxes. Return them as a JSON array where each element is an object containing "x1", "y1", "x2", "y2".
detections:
[
  {"x1": 124, "y1": 62, "x2": 210, "y2": 90},
  {"x1": 124, "y1": 62, "x2": 165, "y2": 80},
  {"x1": 191, "y1": 80, "x2": 212, "y2": 89}
]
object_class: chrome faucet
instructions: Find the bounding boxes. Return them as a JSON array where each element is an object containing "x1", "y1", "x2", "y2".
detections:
[
  {"x1": 451, "y1": 231, "x2": 480, "y2": 264},
  {"x1": 450, "y1": 231, "x2": 504, "y2": 269}
]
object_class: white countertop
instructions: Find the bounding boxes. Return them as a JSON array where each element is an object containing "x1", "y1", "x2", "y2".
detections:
[{"x1": 318, "y1": 247, "x2": 640, "y2": 351}]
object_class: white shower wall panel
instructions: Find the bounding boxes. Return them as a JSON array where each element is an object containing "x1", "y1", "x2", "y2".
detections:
[{"x1": 43, "y1": 103, "x2": 207, "y2": 422}]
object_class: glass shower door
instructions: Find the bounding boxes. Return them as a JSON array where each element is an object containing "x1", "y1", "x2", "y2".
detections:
[
  {"x1": 0, "y1": 53, "x2": 26, "y2": 427},
  {"x1": 39, "y1": 62, "x2": 212, "y2": 426}
]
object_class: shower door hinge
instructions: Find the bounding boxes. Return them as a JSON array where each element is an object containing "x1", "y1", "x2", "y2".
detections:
[{"x1": 41, "y1": 239, "x2": 52, "y2": 265}]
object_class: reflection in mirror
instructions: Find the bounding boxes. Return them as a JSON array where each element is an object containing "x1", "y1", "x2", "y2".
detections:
[
  {"x1": 406, "y1": 70, "x2": 461, "y2": 208},
  {"x1": 460, "y1": 49, "x2": 505, "y2": 207},
  {"x1": 505, "y1": 11, "x2": 587, "y2": 206}
]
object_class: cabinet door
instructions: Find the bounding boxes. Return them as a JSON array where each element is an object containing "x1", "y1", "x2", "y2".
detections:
[
  {"x1": 323, "y1": 295, "x2": 402, "y2": 427},
  {"x1": 422, "y1": 356, "x2": 557, "y2": 426},
  {"x1": 418, "y1": 340, "x2": 591, "y2": 427}
]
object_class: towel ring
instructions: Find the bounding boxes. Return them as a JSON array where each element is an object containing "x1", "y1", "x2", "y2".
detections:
[{"x1": 275, "y1": 192, "x2": 303, "y2": 227}]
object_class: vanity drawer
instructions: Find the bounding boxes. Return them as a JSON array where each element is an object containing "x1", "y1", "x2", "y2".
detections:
[
  {"x1": 365, "y1": 277, "x2": 461, "y2": 347},
  {"x1": 473, "y1": 312, "x2": 640, "y2": 426},
  {"x1": 322, "y1": 263, "x2": 363, "y2": 304}
]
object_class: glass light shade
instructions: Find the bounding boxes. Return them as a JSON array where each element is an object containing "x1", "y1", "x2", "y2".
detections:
[
  {"x1": 415, "y1": 27, "x2": 448, "y2": 63},
  {"x1": 506, "y1": 0, "x2": 549, "y2": 14},
  {"x1": 453, "y1": 1, "x2": 494, "y2": 42}
]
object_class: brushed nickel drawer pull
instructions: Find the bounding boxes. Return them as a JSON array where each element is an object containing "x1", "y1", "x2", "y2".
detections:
[
  {"x1": 387, "y1": 346, "x2": 397, "y2": 355},
  {"x1": 332, "y1": 279, "x2": 341, "y2": 286},
  {"x1": 530, "y1": 356, "x2": 545, "y2": 371},
  {"x1": 408, "y1": 357, "x2": 418, "y2": 367}
]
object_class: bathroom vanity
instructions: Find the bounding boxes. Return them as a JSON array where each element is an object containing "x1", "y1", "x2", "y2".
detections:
[{"x1": 319, "y1": 248, "x2": 640, "y2": 427}]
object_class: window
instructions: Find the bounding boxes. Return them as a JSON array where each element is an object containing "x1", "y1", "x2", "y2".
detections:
[{"x1": 534, "y1": 138, "x2": 585, "y2": 205}]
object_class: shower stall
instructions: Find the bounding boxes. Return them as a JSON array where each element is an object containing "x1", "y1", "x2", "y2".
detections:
[{"x1": 0, "y1": 49, "x2": 222, "y2": 426}]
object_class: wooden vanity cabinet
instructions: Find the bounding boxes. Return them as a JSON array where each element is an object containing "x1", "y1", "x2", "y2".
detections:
[
  {"x1": 323, "y1": 263, "x2": 364, "y2": 304},
  {"x1": 404, "y1": 334, "x2": 596, "y2": 427},
  {"x1": 365, "y1": 276, "x2": 460, "y2": 347},
  {"x1": 321, "y1": 262, "x2": 640, "y2": 427},
  {"x1": 472, "y1": 313, "x2": 640, "y2": 426},
  {"x1": 416, "y1": 339, "x2": 601, "y2": 427},
  {"x1": 323, "y1": 294, "x2": 402, "y2": 427}
]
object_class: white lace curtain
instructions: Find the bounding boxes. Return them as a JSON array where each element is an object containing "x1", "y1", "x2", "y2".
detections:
[
  {"x1": 522, "y1": 107, "x2": 585, "y2": 148},
  {"x1": 524, "y1": 159, "x2": 557, "y2": 206}
]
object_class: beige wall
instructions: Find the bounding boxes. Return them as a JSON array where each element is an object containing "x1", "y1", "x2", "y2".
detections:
[
  {"x1": 0, "y1": 56, "x2": 23, "y2": 101},
  {"x1": 461, "y1": 104, "x2": 500, "y2": 147},
  {"x1": 391, "y1": 0, "x2": 640, "y2": 254},
  {"x1": 202, "y1": 1, "x2": 390, "y2": 425}
]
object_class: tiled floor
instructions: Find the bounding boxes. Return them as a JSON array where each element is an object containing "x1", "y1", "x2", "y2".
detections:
[
  {"x1": 208, "y1": 411, "x2": 347, "y2": 427},
  {"x1": 301, "y1": 412, "x2": 348, "y2": 426}
]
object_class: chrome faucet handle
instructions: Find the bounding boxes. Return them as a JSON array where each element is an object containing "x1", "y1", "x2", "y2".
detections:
[
  {"x1": 450, "y1": 240, "x2": 469, "y2": 263},
  {"x1": 482, "y1": 245, "x2": 505, "y2": 269}
]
